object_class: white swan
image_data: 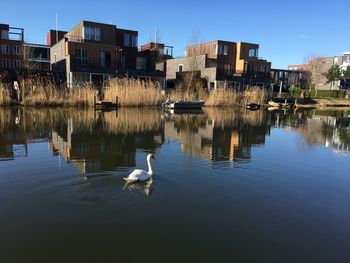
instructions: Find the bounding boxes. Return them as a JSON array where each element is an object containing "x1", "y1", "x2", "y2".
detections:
[{"x1": 123, "y1": 154, "x2": 154, "y2": 182}]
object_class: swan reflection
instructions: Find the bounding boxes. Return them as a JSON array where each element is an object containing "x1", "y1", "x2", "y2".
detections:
[{"x1": 123, "y1": 178, "x2": 153, "y2": 197}]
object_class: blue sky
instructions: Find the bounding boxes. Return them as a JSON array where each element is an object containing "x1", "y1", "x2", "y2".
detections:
[{"x1": 2, "y1": 0, "x2": 349, "y2": 68}]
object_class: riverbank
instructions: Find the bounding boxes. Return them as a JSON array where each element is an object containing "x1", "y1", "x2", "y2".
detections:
[
  {"x1": 295, "y1": 98, "x2": 350, "y2": 108},
  {"x1": 2, "y1": 78, "x2": 350, "y2": 108},
  {"x1": 1, "y1": 78, "x2": 267, "y2": 107}
]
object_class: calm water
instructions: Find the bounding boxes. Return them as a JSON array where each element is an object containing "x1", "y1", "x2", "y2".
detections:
[{"x1": 0, "y1": 107, "x2": 349, "y2": 263}]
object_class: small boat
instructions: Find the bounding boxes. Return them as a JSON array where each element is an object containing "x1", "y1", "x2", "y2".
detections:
[
  {"x1": 162, "y1": 99, "x2": 205, "y2": 109},
  {"x1": 246, "y1": 103, "x2": 260, "y2": 110}
]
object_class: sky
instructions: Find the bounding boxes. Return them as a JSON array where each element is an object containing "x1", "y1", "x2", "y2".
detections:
[{"x1": 2, "y1": 0, "x2": 349, "y2": 69}]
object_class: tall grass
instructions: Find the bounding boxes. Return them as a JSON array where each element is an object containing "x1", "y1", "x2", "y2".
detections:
[
  {"x1": 170, "y1": 86, "x2": 267, "y2": 107},
  {"x1": 1, "y1": 75, "x2": 268, "y2": 108},
  {"x1": 20, "y1": 78, "x2": 95, "y2": 107},
  {"x1": 0, "y1": 84, "x2": 12, "y2": 106},
  {"x1": 205, "y1": 89, "x2": 238, "y2": 107},
  {"x1": 104, "y1": 78, "x2": 164, "y2": 107}
]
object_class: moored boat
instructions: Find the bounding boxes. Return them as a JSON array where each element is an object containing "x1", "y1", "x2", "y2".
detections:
[{"x1": 162, "y1": 99, "x2": 205, "y2": 109}]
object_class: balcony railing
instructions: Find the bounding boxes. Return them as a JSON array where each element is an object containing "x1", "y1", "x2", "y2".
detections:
[{"x1": 66, "y1": 35, "x2": 85, "y2": 43}]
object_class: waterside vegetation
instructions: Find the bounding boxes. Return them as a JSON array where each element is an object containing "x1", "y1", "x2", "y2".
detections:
[{"x1": 1, "y1": 77, "x2": 268, "y2": 107}]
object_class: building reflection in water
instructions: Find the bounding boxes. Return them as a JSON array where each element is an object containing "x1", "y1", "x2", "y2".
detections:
[
  {"x1": 50, "y1": 109, "x2": 164, "y2": 174},
  {"x1": 272, "y1": 109, "x2": 350, "y2": 154},
  {"x1": 0, "y1": 108, "x2": 349, "y2": 172},
  {"x1": 0, "y1": 108, "x2": 50, "y2": 161},
  {"x1": 164, "y1": 108, "x2": 271, "y2": 163}
]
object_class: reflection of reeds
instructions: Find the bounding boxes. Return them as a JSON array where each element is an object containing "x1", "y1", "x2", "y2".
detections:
[
  {"x1": 102, "y1": 109, "x2": 162, "y2": 133},
  {"x1": 204, "y1": 107, "x2": 266, "y2": 127},
  {"x1": 0, "y1": 107, "x2": 162, "y2": 135},
  {"x1": 104, "y1": 79, "x2": 164, "y2": 107}
]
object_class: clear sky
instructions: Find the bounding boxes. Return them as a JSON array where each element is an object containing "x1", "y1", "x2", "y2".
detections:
[{"x1": 2, "y1": 0, "x2": 349, "y2": 69}]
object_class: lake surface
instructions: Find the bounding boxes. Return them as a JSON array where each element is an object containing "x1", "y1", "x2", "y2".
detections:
[{"x1": 0, "y1": 107, "x2": 349, "y2": 263}]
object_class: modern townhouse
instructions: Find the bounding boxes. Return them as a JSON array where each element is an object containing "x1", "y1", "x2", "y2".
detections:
[
  {"x1": 50, "y1": 21, "x2": 139, "y2": 87},
  {"x1": 166, "y1": 40, "x2": 271, "y2": 89},
  {"x1": 50, "y1": 20, "x2": 171, "y2": 88}
]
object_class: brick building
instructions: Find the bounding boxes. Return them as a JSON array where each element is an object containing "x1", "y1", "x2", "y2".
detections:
[{"x1": 0, "y1": 24, "x2": 24, "y2": 70}]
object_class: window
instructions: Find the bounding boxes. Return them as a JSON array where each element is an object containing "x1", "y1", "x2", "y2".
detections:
[
  {"x1": 83, "y1": 26, "x2": 101, "y2": 41},
  {"x1": 100, "y1": 51, "x2": 111, "y2": 67},
  {"x1": 223, "y1": 64, "x2": 232, "y2": 75},
  {"x1": 248, "y1": 48, "x2": 259, "y2": 57},
  {"x1": 178, "y1": 65, "x2": 183, "y2": 73},
  {"x1": 1, "y1": 44, "x2": 9, "y2": 54},
  {"x1": 13, "y1": 60, "x2": 21, "y2": 69},
  {"x1": 344, "y1": 55, "x2": 350, "y2": 63},
  {"x1": 136, "y1": 57, "x2": 147, "y2": 70},
  {"x1": 284, "y1": 72, "x2": 289, "y2": 78},
  {"x1": 216, "y1": 45, "x2": 228, "y2": 55},
  {"x1": 1, "y1": 30, "x2": 9, "y2": 40},
  {"x1": 2, "y1": 59, "x2": 10, "y2": 68},
  {"x1": 279, "y1": 71, "x2": 284, "y2": 78},
  {"x1": 75, "y1": 48, "x2": 88, "y2": 66},
  {"x1": 13, "y1": 46, "x2": 21, "y2": 55},
  {"x1": 123, "y1": 34, "x2": 138, "y2": 47}
]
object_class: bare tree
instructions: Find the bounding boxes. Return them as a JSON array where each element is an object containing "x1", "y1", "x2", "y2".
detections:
[
  {"x1": 182, "y1": 27, "x2": 206, "y2": 95},
  {"x1": 303, "y1": 53, "x2": 323, "y2": 95}
]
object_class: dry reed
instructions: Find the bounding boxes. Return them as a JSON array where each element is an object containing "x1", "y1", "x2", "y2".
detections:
[
  {"x1": 104, "y1": 78, "x2": 164, "y2": 107},
  {"x1": 20, "y1": 78, "x2": 95, "y2": 107},
  {"x1": 205, "y1": 89, "x2": 237, "y2": 107},
  {"x1": 0, "y1": 83, "x2": 12, "y2": 106}
]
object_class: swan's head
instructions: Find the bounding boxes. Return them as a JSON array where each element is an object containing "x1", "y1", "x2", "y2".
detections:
[{"x1": 147, "y1": 153, "x2": 155, "y2": 160}]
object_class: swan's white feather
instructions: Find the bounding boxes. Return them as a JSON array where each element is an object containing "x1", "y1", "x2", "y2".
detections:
[
  {"x1": 123, "y1": 153, "x2": 154, "y2": 182},
  {"x1": 124, "y1": 169, "x2": 151, "y2": 182}
]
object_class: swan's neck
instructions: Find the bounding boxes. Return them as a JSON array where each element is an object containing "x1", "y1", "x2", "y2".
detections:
[{"x1": 147, "y1": 157, "x2": 153, "y2": 175}]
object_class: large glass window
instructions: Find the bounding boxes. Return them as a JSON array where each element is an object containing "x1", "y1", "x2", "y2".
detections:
[
  {"x1": 100, "y1": 51, "x2": 111, "y2": 67},
  {"x1": 223, "y1": 64, "x2": 232, "y2": 75},
  {"x1": 75, "y1": 48, "x2": 88, "y2": 66},
  {"x1": 1, "y1": 45, "x2": 9, "y2": 54},
  {"x1": 1, "y1": 30, "x2": 9, "y2": 39},
  {"x1": 248, "y1": 48, "x2": 259, "y2": 57},
  {"x1": 345, "y1": 54, "x2": 350, "y2": 64},
  {"x1": 13, "y1": 60, "x2": 21, "y2": 69},
  {"x1": 216, "y1": 45, "x2": 228, "y2": 55},
  {"x1": 83, "y1": 27, "x2": 101, "y2": 41},
  {"x1": 136, "y1": 57, "x2": 147, "y2": 70},
  {"x1": 1, "y1": 30, "x2": 9, "y2": 40},
  {"x1": 124, "y1": 34, "x2": 138, "y2": 47},
  {"x1": 13, "y1": 46, "x2": 21, "y2": 55},
  {"x1": 1, "y1": 59, "x2": 10, "y2": 68}
]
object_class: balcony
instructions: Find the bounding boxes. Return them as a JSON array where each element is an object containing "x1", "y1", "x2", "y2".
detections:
[
  {"x1": 3, "y1": 27, "x2": 24, "y2": 41},
  {"x1": 66, "y1": 35, "x2": 85, "y2": 43}
]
